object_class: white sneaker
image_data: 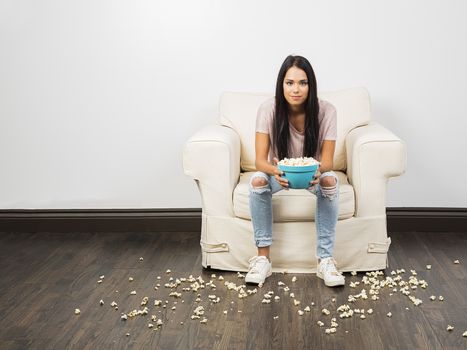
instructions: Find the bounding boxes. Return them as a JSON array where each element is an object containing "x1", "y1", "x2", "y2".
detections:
[
  {"x1": 245, "y1": 256, "x2": 272, "y2": 284},
  {"x1": 317, "y1": 257, "x2": 345, "y2": 287}
]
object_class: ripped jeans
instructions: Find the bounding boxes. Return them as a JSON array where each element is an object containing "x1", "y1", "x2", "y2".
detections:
[{"x1": 249, "y1": 171, "x2": 339, "y2": 259}]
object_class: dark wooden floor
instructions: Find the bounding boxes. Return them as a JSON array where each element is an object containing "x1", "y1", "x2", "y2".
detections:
[{"x1": 0, "y1": 231, "x2": 465, "y2": 350}]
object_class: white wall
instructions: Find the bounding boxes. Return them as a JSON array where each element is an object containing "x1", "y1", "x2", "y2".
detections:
[{"x1": 1, "y1": 0, "x2": 466, "y2": 209}]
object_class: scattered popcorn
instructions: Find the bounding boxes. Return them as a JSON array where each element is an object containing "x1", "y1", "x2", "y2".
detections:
[
  {"x1": 166, "y1": 269, "x2": 171, "y2": 274},
  {"x1": 387, "y1": 312, "x2": 392, "y2": 317},
  {"x1": 139, "y1": 257, "x2": 143, "y2": 261},
  {"x1": 237, "y1": 272, "x2": 245, "y2": 279},
  {"x1": 439, "y1": 296, "x2": 444, "y2": 301},
  {"x1": 130, "y1": 291, "x2": 136, "y2": 295},
  {"x1": 126, "y1": 333, "x2": 130, "y2": 337},
  {"x1": 157, "y1": 276, "x2": 161, "y2": 280},
  {"x1": 278, "y1": 281, "x2": 286, "y2": 286},
  {"x1": 99, "y1": 275, "x2": 105, "y2": 279},
  {"x1": 463, "y1": 331, "x2": 467, "y2": 337},
  {"x1": 331, "y1": 298, "x2": 336, "y2": 302},
  {"x1": 290, "y1": 293, "x2": 295, "y2": 298},
  {"x1": 447, "y1": 325, "x2": 454, "y2": 331},
  {"x1": 74, "y1": 309, "x2": 80, "y2": 315},
  {"x1": 454, "y1": 260, "x2": 459, "y2": 264},
  {"x1": 317, "y1": 321, "x2": 325, "y2": 327},
  {"x1": 367, "y1": 309, "x2": 373, "y2": 314},
  {"x1": 262, "y1": 299, "x2": 271, "y2": 304},
  {"x1": 223, "y1": 310, "x2": 227, "y2": 315},
  {"x1": 200, "y1": 318, "x2": 208, "y2": 324},
  {"x1": 110, "y1": 301, "x2": 118, "y2": 307},
  {"x1": 360, "y1": 314, "x2": 366, "y2": 319},
  {"x1": 293, "y1": 300, "x2": 301, "y2": 306},
  {"x1": 298, "y1": 310, "x2": 304, "y2": 316},
  {"x1": 304, "y1": 306, "x2": 311, "y2": 312},
  {"x1": 128, "y1": 277, "x2": 134, "y2": 282},
  {"x1": 409, "y1": 296, "x2": 423, "y2": 306},
  {"x1": 426, "y1": 265, "x2": 431, "y2": 270},
  {"x1": 274, "y1": 316, "x2": 279, "y2": 320},
  {"x1": 322, "y1": 308, "x2": 330, "y2": 315},
  {"x1": 193, "y1": 306, "x2": 205, "y2": 317},
  {"x1": 99, "y1": 300, "x2": 104, "y2": 306},
  {"x1": 351, "y1": 271, "x2": 357, "y2": 276},
  {"x1": 274, "y1": 296, "x2": 280, "y2": 301},
  {"x1": 292, "y1": 276, "x2": 297, "y2": 282},
  {"x1": 97, "y1": 280, "x2": 102, "y2": 284},
  {"x1": 121, "y1": 314, "x2": 127, "y2": 320}
]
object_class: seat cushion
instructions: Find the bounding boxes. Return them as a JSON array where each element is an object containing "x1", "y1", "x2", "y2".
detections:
[{"x1": 233, "y1": 171, "x2": 354, "y2": 222}]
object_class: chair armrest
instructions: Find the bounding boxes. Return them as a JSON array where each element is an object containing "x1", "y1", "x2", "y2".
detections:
[
  {"x1": 183, "y1": 124, "x2": 241, "y2": 217},
  {"x1": 346, "y1": 122, "x2": 406, "y2": 217}
]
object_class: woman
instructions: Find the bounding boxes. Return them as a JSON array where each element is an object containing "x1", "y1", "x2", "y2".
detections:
[{"x1": 245, "y1": 55, "x2": 345, "y2": 287}]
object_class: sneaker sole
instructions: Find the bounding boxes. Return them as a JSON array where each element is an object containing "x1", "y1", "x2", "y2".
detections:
[
  {"x1": 245, "y1": 270, "x2": 272, "y2": 284},
  {"x1": 316, "y1": 271, "x2": 345, "y2": 287}
]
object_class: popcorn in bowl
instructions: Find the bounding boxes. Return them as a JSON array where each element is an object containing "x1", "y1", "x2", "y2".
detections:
[{"x1": 278, "y1": 157, "x2": 320, "y2": 167}]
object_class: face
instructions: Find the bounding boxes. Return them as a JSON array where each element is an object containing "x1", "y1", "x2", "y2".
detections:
[{"x1": 283, "y1": 66, "x2": 309, "y2": 108}]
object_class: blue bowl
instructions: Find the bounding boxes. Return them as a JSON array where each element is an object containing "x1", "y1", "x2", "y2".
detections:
[{"x1": 277, "y1": 163, "x2": 319, "y2": 189}]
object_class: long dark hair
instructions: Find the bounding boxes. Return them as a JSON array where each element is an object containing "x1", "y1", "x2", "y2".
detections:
[{"x1": 273, "y1": 55, "x2": 320, "y2": 160}]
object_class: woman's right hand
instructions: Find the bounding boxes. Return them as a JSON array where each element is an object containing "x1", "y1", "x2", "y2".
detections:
[{"x1": 273, "y1": 157, "x2": 289, "y2": 189}]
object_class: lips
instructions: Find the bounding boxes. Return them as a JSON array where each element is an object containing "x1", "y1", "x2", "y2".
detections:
[{"x1": 291, "y1": 96, "x2": 302, "y2": 100}]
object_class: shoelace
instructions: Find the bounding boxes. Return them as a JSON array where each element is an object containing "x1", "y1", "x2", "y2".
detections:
[
  {"x1": 323, "y1": 258, "x2": 342, "y2": 276},
  {"x1": 249, "y1": 257, "x2": 267, "y2": 274}
]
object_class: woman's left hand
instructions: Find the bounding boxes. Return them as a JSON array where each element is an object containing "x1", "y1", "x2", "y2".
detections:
[{"x1": 309, "y1": 169, "x2": 321, "y2": 187}]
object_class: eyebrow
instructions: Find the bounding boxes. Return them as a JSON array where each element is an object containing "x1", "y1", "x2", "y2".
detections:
[{"x1": 284, "y1": 78, "x2": 308, "y2": 82}]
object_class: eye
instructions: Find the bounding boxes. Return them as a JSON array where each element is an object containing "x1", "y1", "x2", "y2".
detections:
[
  {"x1": 300, "y1": 81, "x2": 308, "y2": 86},
  {"x1": 285, "y1": 81, "x2": 293, "y2": 86}
]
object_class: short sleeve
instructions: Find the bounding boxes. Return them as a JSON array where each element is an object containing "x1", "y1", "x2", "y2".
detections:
[
  {"x1": 321, "y1": 102, "x2": 337, "y2": 140},
  {"x1": 255, "y1": 98, "x2": 274, "y2": 134}
]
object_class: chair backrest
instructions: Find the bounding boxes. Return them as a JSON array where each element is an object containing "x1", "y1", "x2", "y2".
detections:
[{"x1": 219, "y1": 87, "x2": 371, "y2": 172}]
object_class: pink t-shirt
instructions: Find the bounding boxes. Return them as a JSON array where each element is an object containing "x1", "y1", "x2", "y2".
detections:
[{"x1": 255, "y1": 97, "x2": 337, "y2": 162}]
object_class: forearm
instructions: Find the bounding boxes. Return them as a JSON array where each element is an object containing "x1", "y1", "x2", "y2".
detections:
[
  {"x1": 319, "y1": 161, "x2": 333, "y2": 173},
  {"x1": 255, "y1": 159, "x2": 277, "y2": 176}
]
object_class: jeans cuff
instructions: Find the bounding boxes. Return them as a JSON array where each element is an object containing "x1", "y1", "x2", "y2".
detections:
[{"x1": 256, "y1": 239, "x2": 272, "y2": 247}]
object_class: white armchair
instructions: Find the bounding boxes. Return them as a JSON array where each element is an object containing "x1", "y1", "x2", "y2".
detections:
[{"x1": 183, "y1": 87, "x2": 406, "y2": 273}]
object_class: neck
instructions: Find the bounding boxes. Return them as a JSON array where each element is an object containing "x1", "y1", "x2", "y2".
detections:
[{"x1": 288, "y1": 104, "x2": 305, "y2": 117}]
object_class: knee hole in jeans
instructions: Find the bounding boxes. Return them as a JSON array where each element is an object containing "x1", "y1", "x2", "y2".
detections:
[
  {"x1": 251, "y1": 177, "x2": 269, "y2": 188},
  {"x1": 319, "y1": 176, "x2": 338, "y2": 199},
  {"x1": 320, "y1": 176, "x2": 337, "y2": 187}
]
